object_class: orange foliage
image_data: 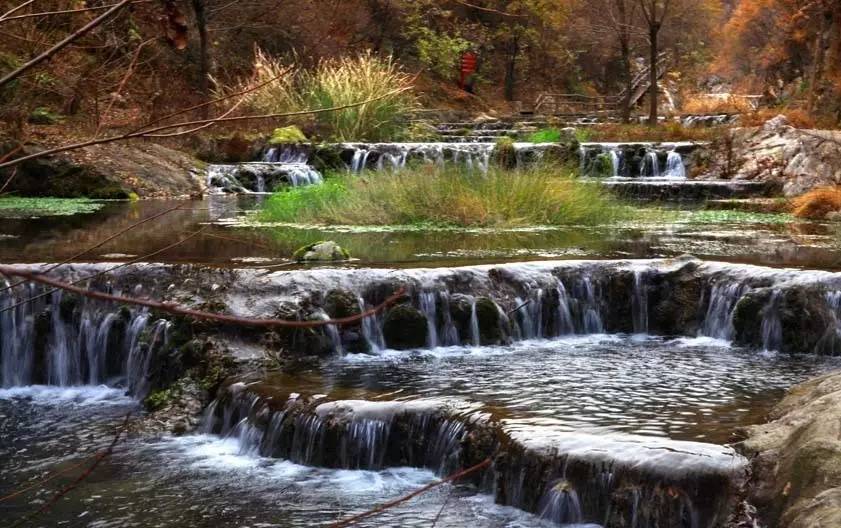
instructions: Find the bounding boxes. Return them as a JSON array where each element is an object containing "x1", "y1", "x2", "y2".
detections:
[{"x1": 791, "y1": 187, "x2": 841, "y2": 219}]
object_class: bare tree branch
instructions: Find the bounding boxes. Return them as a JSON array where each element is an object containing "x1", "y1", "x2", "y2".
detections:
[
  {"x1": 0, "y1": 85, "x2": 413, "y2": 169},
  {"x1": 0, "y1": 0, "x2": 35, "y2": 22},
  {"x1": 0, "y1": 1, "x2": 151, "y2": 23},
  {"x1": 0, "y1": 0, "x2": 133, "y2": 88},
  {"x1": 0, "y1": 265, "x2": 409, "y2": 329}
]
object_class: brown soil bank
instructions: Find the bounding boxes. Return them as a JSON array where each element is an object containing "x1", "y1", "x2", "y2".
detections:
[
  {"x1": 0, "y1": 141, "x2": 204, "y2": 199},
  {"x1": 740, "y1": 370, "x2": 841, "y2": 527}
]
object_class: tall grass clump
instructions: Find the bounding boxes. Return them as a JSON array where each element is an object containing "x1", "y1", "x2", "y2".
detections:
[
  {"x1": 227, "y1": 48, "x2": 417, "y2": 141},
  {"x1": 791, "y1": 186, "x2": 841, "y2": 219},
  {"x1": 261, "y1": 165, "x2": 630, "y2": 228}
]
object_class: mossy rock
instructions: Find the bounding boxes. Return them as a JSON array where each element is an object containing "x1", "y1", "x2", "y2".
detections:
[
  {"x1": 382, "y1": 304, "x2": 428, "y2": 350},
  {"x1": 475, "y1": 297, "x2": 507, "y2": 345},
  {"x1": 494, "y1": 137, "x2": 517, "y2": 169},
  {"x1": 269, "y1": 126, "x2": 308, "y2": 146},
  {"x1": 28, "y1": 107, "x2": 64, "y2": 125},
  {"x1": 592, "y1": 152, "x2": 615, "y2": 177},
  {"x1": 292, "y1": 241, "x2": 350, "y2": 262},
  {"x1": 323, "y1": 289, "x2": 361, "y2": 319}
]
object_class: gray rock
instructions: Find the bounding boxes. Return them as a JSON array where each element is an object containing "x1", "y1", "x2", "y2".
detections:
[{"x1": 293, "y1": 241, "x2": 350, "y2": 262}]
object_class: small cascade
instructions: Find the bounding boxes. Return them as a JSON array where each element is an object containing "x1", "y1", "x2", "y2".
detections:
[
  {"x1": 632, "y1": 270, "x2": 649, "y2": 334},
  {"x1": 701, "y1": 282, "x2": 750, "y2": 340},
  {"x1": 203, "y1": 384, "x2": 748, "y2": 528},
  {"x1": 579, "y1": 142, "x2": 699, "y2": 178},
  {"x1": 664, "y1": 150, "x2": 686, "y2": 178},
  {"x1": 641, "y1": 151, "x2": 661, "y2": 177},
  {"x1": 204, "y1": 388, "x2": 470, "y2": 474},
  {"x1": 760, "y1": 291, "x2": 783, "y2": 352},
  {"x1": 538, "y1": 481, "x2": 584, "y2": 525},
  {"x1": 206, "y1": 162, "x2": 323, "y2": 194},
  {"x1": 0, "y1": 281, "x2": 166, "y2": 397}
]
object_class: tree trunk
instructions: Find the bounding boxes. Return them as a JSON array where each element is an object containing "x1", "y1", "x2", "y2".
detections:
[
  {"x1": 620, "y1": 39, "x2": 632, "y2": 123},
  {"x1": 648, "y1": 25, "x2": 659, "y2": 126},
  {"x1": 191, "y1": 0, "x2": 210, "y2": 118},
  {"x1": 807, "y1": 9, "x2": 833, "y2": 114},
  {"x1": 504, "y1": 35, "x2": 519, "y2": 102}
]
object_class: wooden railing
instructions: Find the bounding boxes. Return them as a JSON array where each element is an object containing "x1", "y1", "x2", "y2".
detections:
[{"x1": 533, "y1": 93, "x2": 620, "y2": 115}]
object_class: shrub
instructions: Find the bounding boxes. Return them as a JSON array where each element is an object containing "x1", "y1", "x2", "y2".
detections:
[
  {"x1": 792, "y1": 187, "x2": 841, "y2": 219},
  {"x1": 230, "y1": 49, "x2": 417, "y2": 142},
  {"x1": 260, "y1": 164, "x2": 631, "y2": 228}
]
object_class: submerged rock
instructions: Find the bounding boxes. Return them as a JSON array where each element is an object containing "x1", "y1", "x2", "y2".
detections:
[{"x1": 292, "y1": 241, "x2": 350, "y2": 262}]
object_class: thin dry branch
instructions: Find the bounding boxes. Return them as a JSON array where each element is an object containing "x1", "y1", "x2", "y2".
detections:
[
  {"x1": 0, "y1": 0, "x2": 35, "y2": 22},
  {"x1": 327, "y1": 458, "x2": 492, "y2": 528},
  {"x1": 0, "y1": 0, "x2": 134, "y2": 88},
  {"x1": 0, "y1": 85, "x2": 413, "y2": 169},
  {"x1": 0, "y1": 203, "x2": 183, "y2": 295},
  {"x1": 0, "y1": 265, "x2": 408, "y2": 329},
  {"x1": 0, "y1": 227, "x2": 209, "y2": 314},
  {"x1": 0, "y1": 1, "x2": 151, "y2": 22},
  {"x1": 452, "y1": 0, "x2": 525, "y2": 17}
]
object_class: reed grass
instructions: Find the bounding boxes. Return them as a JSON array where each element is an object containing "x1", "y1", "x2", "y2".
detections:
[
  {"x1": 227, "y1": 49, "x2": 416, "y2": 141},
  {"x1": 260, "y1": 165, "x2": 631, "y2": 228}
]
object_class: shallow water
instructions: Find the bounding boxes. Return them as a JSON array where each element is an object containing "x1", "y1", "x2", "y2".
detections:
[
  {"x1": 0, "y1": 388, "x2": 566, "y2": 527},
  {"x1": 266, "y1": 334, "x2": 838, "y2": 444},
  {"x1": 2, "y1": 197, "x2": 841, "y2": 269}
]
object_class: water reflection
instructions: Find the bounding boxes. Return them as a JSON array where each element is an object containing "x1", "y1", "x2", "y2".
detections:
[{"x1": 2, "y1": 196, "x2": 841, "y2": 269}]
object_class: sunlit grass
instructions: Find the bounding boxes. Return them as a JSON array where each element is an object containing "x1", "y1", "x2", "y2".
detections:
[{"x1": 260, "y1": 165, "x2": 636, "y2": 228}]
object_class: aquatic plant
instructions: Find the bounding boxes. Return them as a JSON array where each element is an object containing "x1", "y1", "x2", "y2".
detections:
[
  {"x1": 260, "y1": 165, "x2": 631, "y2": 228},
  {"x1": 0, "y1": 197, "x2": 103, "y2": 217}
]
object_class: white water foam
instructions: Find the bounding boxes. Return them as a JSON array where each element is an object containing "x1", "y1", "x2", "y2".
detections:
[{"x1": 0, "y1": 384, "x2": 132, "y2": 406}]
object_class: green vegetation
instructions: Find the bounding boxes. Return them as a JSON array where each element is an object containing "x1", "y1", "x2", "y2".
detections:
[
  {"x1": 527, "y1": 128, "x2": 563, "y2": 143},
  {"x1": 268, "y1": 126, "x2": 308, "y2": 145},
  {"x1": 260, "y1": 165, "x2": 631, "y2": 228},
  {"x1": 233, "y1": 49, "x2": 416, "y2": 142},
  {"x1": 0, "y1": 198, "x2": 103, "y2": 217},
  {"x1": 28, "y1": 107, "x2": 64, "y2": 125},
  {"x1": 684, "y1": 210, "x2": 796, "y2": 225}
]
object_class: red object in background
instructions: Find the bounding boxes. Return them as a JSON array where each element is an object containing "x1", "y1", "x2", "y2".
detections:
[{"x1": 460, "y1": 51, "x2": 477, "y2": 90}]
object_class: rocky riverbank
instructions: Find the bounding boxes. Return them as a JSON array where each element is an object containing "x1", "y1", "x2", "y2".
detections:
[
  {"x1": 0, "y1": 140, "x2": 204, "y2": 198},
  {"x1": 699, "y1": 115, "x2": 841, "y2": 196},
  {"x1": 740, "y1": 370, "x2": 841, "y2": 528}
]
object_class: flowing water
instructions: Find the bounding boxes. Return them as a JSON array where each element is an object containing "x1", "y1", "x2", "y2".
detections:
[{"x1": 5, "y1": 195, "x2": 841, "y2": 526}]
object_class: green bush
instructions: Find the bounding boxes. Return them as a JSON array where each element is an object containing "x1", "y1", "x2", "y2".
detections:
[
  {"x1": 527, "y1": 128, "x2": 563, "y2": 143},
  {"x1": 260, "y1": 164, "x2": 631, "y2": 228}
]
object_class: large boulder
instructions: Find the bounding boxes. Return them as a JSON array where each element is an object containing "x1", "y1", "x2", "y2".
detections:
[
  {"x1": 739, "y1": 371, "x2": 841, "y2": 528},
  {"x1": 732, "y1": 285, "x2": 838, "y2": 354},
  {"x1": 699, "y1": 116, "x2": 841, "y2": 196}
]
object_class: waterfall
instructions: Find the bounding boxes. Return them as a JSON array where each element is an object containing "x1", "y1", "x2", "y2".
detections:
[
  {"x1": 0, "y1": 283, "x2": 161, "y2": 397},
  {"x1": 701, "y1": 282, "x2": 749, "y2": 340},
  {"x1": 538, "y1": 481, "x2": 584, "y2": 525},
  {"x1": 664, "y1": 151, "x2": 686, "y2": 179},
  {"x1": 641, "y1": 151, "x2": 660, "y2": 177},
  {"x1": 632, "y1": 270, "x2": 649, "y2": 334},
  {"x1": 610, "y1": 149, "x2": 621, "y2": 177},
  {"x1": 206, "y1": 163, "x2": 323, "y2": 194}
]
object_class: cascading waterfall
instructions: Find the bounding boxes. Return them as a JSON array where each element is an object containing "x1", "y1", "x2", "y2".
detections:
[
  {"x1": 641, "y1": 151, "x2": 661, "y2": 177},
  {"x1": 701, "y1": 282, "x2": 750, "y2": 340},
  {"x1": 632, "y1": 270, "x2": 649, "y2": 334},
  {"x1": 206, "y1": 162, "x2": 323, "y2": 194},
  {"x1": 664, "y1": 150, "x2": 686, "y2": 178},
  {"x1": 0, "y1": 282, "x2": 167, "y2": 397}
]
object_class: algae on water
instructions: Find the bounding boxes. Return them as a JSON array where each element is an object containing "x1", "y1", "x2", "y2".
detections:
[{"x1": 0, "y1": 198, "x2": 104, "y2": 217}]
